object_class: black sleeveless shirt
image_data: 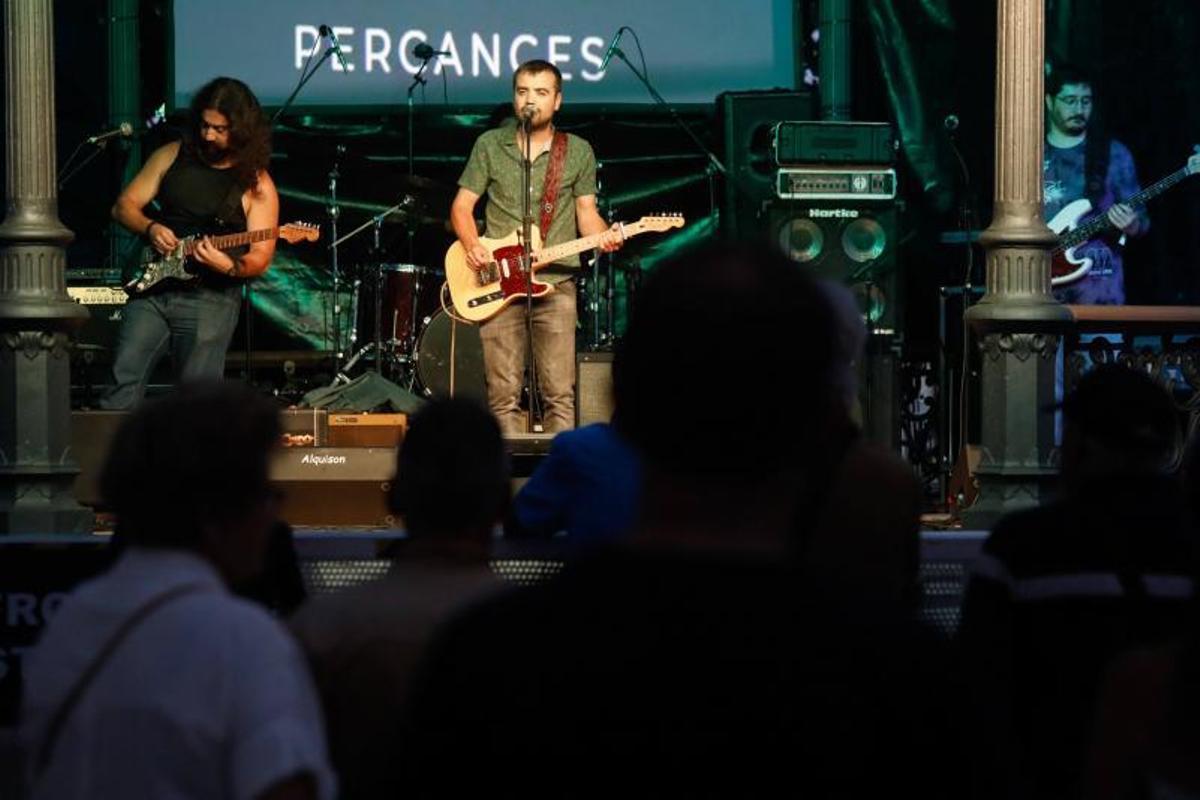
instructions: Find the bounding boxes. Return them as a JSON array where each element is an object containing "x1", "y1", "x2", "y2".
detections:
[{"x1": 153, "y1": 145, "x2": 249, "y2": 289}]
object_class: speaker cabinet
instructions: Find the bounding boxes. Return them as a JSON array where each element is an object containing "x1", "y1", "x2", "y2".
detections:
[
  {"x1": 857, "y1": 336, "x2": 901, "y2": 449},
  {"x1": 718, "y1": 90, "x2": 815, "y2": 242},
  {"x1": 766, "y1": 200, "x2": 901, "y2": 335},
  {"x1": 576, "y1": 352, "x2": 614, "y2": 427}
]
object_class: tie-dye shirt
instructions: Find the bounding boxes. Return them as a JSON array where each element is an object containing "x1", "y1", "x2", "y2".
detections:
[{"x1": 1044, "y1": 139, "x2": 1146, "y2": 305}]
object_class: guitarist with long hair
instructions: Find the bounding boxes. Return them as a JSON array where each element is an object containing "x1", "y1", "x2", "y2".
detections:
[
  {"x1": 100, "y1": 76, "x2": 279, "y2": 409},
  {"x1": 449, "y1": 60, "x2": 623, "y2": 434},
  {"x1": 1043, "y1": 63, "x2": 1148, "y2": 305}
]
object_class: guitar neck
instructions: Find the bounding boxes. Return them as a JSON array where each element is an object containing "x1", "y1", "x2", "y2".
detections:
[
  {"x1": 183, "y1": 226, "x2": 280, "y2": 255},
  {"x1": 533, "y1": 226, "x2": 633, "y2": 266},
  {"x1": 1059, "y1": 166, "x2": 1190, "y2": 249}
]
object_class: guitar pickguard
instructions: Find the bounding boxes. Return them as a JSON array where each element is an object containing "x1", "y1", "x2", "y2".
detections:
[
  {"x1": 125, "y1": 238, "x2": 201, "y2": 295},
  {"x1": 492, "y1": 244, "x2": 551, "y2": 303},
  {"x1": 1048, "y1": 199, "x2": 1097, "y2": 287}
]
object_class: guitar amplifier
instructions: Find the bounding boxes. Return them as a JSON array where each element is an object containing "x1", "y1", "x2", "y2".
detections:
[
  {"x1": 327, "y1": 413, "x2": 408, "y2": 448},
  {"x1": 776, "y1": 167, "x2": 898, "y2": 201},
  {"x1": 271, "y1": 447, "x2": 397, "y2": 527},
  {"x1": 576, "y1": 352, "x2": 614, "y2": 427},
  {"x1": 69, "y1": 286, "x2": 127, "y2": 364},
  {"x1": 773, "y1": 121, "x2": 896, "y2": 166}
]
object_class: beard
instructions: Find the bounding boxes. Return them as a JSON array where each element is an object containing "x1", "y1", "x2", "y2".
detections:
[
  {"x1": 199, "y1": 141, "x2": 230, "y2": 164},
  {"x1": 1061, "y1": 116, "x2": 1088, "y2": 134}
]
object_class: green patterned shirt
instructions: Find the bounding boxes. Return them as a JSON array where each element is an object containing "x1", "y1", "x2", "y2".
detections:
[{"x1": 458, "y1": 119, "x2": 598, "y2": 283}]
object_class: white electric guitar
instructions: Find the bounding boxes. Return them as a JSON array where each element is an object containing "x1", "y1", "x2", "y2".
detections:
[
  {"x1": 444, "y1": 214, "x2": 684, "y2": 322},
  {"x1": 1049, "y1": 147, "x2": 1200, "y2": 287}
]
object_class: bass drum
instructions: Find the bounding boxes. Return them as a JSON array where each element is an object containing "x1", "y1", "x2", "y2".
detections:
[{"x1": 415, "y1": 310, "x2": 487, "y2": 400}]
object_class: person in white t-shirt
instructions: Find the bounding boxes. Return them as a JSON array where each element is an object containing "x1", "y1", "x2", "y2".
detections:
[{"x1": 20, "y1": 382, "x2": 335, "y2": 800}]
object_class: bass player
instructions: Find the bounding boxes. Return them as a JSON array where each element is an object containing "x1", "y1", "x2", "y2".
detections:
[{"x1": 1043, "y1": 63, "x2": 1147, "y2": 305}]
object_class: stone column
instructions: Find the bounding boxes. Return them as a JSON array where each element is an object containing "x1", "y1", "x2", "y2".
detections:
[
  {"x1": 962, "y1": 0, "x2": 1072, "y2": 528},
  {"x1": 0, "y1": 0, "x2": 94, "y2": 534}
]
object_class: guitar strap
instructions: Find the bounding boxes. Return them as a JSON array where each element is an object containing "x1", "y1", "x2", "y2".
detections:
[
  {"x1": 213, "y1": 178, "x2": 247, "y2": 233},
  {"x1": 538, "y1": 132, "x2": 569, "y2": 243}
]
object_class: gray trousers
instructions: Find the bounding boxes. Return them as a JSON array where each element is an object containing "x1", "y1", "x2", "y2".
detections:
[{"x1": 479, "y1": 280, "x2": 576, "y2": 434}]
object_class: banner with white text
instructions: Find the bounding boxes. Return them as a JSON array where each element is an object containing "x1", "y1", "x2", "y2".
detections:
[{"x1": 170, "y1": 0, "x2": 796, "y2": 109}]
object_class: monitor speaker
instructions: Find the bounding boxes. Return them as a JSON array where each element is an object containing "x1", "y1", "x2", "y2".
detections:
[{"x1": 718, "y1": 90, "x2": 815, "y2": 242}]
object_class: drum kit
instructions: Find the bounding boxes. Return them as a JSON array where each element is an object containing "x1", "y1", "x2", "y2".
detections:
[
  {"x1": 344, "y1": 261, "x2": 485, "y2": 399},
  {"x1": 331, "y1": 173, "x2": 485, "y2": 400}
]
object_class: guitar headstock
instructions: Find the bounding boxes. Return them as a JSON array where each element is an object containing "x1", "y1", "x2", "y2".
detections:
[
  {"x1": 1187, "y1": 145, "x2": 1200, "y2": 177},
  {"x1": 280, "y1": 222, "x2": 321, "y2": 244},
  {"x1": 633, "y1": 213, "x2": 686, "y2": 232}
]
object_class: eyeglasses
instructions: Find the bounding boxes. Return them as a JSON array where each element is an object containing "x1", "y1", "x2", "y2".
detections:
[
  {"x1": 1055, "y1": 96, "x2": 1093, "y2": 109},
  {"x1": 199, "y1": 122, "x2": 230, "y2": 134}
]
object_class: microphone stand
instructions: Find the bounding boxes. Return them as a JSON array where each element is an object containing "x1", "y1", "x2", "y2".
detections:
[
  {"x1": 406, "y1": 55, "x2": 431, "y2": 264},
  {"x1": 58, "y1": 135, "x2": 119, "y2": 189},
  {"x1": 608, "y1": 44, "x2": 727, "y2": 223},
  {"x1": 520, "y1": 110, "x2": 541, "y2": 432},
  {"x1": 945, "y1": 123, "x2": 980, "y2": 507},
  {"x1": 271, "y1": 33, "x2": 336, "y2": 125},
  {"x1": 269, "y1": 30, "x2": 338, "y2": 378}
]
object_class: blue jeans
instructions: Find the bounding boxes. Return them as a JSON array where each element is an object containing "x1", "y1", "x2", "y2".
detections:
[{"x1": 99, "y1": 285, "x2": 242, "y2": 409}]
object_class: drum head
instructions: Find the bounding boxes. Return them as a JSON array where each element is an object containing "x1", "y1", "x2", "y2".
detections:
[{"x1": 415, "y1": 310, "x2": 487, "y2": 400}]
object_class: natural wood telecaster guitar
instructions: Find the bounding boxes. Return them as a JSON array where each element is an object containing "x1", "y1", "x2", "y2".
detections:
[{"x1": 444, "y1": 214, "x2": 684, "y2": 323}]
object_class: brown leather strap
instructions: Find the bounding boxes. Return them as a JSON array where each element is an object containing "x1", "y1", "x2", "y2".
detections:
[{"x1": 538, "y1": 132, "x2": 569, "y2": 242}]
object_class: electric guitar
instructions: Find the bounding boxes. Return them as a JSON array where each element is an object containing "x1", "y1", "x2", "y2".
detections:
[
  {"x1": 1050, "y1": 148, "x2": 1200, "y2": 287},
  {"x1": 444, "y1": 214, "x2": 685, "y2": 323},
  {"x1": 124, "y1": 222, "x2": 320, "y2": 295}
]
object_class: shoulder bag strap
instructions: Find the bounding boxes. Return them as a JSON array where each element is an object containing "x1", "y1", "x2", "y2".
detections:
[{"x1": 32, "y1": 582, "x2": 208, "y2": 778}]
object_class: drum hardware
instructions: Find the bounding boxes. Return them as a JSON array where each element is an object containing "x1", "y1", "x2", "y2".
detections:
[{"x1": 326, "y1": 197, "x2": 415, "y2": 386}]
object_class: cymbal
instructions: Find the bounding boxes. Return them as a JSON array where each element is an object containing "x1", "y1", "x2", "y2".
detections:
[
  {"x1": 395, "y1": 174, "x2": 456, "y2": 212},
  {"x1": 395, "y1": 173, "x2": 455, "y2": 195}
]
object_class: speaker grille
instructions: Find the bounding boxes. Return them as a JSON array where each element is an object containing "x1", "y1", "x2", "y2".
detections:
[
  {"x1": 779, "y1": 218, "x2": 825, "y2": 263},
  {"x1": 842, "y1": 217, "x2": 887, "y2": 263}
]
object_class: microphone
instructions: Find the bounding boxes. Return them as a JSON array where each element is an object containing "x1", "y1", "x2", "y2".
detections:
[
  {"x1": 320, "y1": 24, "x2": 349, "y2": 71},
  {"x1": 87, "y1": 122, "x2": 134, "y2": 145},
  {"x1": 599, "y1": 28, "x2": 624, "y2": 72},
  {"x1": 413, "y1": 42, "x2": 451, "y2": 60},
  {"x1": 943, "y1": 113, "x2": 960, "y2": 132}
]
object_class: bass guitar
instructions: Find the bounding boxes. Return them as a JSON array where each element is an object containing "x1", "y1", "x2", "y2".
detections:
[
  {"x1": 124, "y1": 221, "x2": 320, "y2": 295},
  {"x1": 1050, "y1": 148, "x2": 1200, "y2": 287},
  {"x1": 444, "y1": 214, "x2": 684, "y2": 323}
]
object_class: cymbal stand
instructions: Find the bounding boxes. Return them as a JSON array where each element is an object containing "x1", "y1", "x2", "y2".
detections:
[
  {"x1": 330, "y1": 198, "x2": 413, "y2": 383},
  {"x1": 328, "y1": 146, "x2": 344, "y2": 373},
  {"x1": 604, "y1": 253, "x2": 616, "y2": 347}
]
